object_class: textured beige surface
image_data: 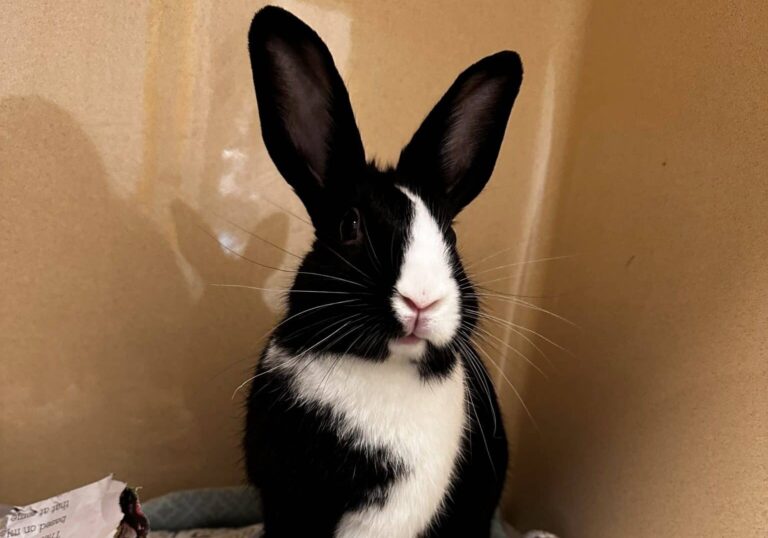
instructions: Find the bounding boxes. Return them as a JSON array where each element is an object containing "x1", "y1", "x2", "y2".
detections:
[
  {"x1": 504, "y1": 1, "x2": 768, "y2": 536},
  {"x1": 1, "y1": 1, "x2": 766, "y2": 536},
  {"x1": 0, "y1": 0, "x2": 579, "y2": 503}
]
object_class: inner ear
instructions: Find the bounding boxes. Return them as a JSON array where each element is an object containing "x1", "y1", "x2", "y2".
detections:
[
  {"x1": 248, "y1": 7, "x2": 365, "y2": 212},
  {"x1": 267, "y1": 38, "x2": 337, "y2": 185},
  {"x1": 441, "y1": 75, "x2": 508, "y2": 194},
  {"x1": 398, "y1": 51, "x2": 523, "y2": 216}
]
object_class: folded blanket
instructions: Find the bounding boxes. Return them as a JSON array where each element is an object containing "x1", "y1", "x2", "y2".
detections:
[
  {"x1": 142, "y1": 487, "x2": 556, "y2": 538},
  {"x1": 150, "y1": 525, "x2": 261, "y2": 538},
  {"x1": 148, "y1": 525, "x2": 558, "y2": 538}
]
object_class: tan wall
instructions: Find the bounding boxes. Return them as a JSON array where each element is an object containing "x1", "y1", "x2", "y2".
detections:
[
  {"x1": 0, "y1": 0, "x2": 579, "y2": 504},
  {"x1": 1, "y1": 1, "x2": 766, "y2": 536},
  {"x1": 505, "y1": 1, "x2": 768, "y2": 537}
]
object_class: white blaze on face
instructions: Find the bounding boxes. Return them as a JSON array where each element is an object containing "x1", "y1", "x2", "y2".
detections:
[{"x1": 391, "y1": 187, "x2": 461, "y2": 351}]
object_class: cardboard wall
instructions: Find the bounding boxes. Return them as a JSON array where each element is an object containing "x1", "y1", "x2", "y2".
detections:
[
  {"x1": 1, "y1": 1, "x2": 766, "y2": 536},
  {"x1": 504, "y1": 1, "x2": 768, "y2": 536}
]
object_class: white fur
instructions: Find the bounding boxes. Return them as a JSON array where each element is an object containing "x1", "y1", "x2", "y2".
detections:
[
  {"x1": 391, "y1": 188, "x2": 461, "y2": 348},
  {"x1": 266, "y1": 345, "x2": 467, "y2": 538}
]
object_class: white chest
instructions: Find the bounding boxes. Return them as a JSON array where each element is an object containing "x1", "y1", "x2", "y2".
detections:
[{"x1": 269, "y1": 346, "x2": 467, "y2": 538}]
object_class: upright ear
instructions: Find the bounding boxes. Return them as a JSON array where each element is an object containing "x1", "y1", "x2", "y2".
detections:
[
  {"x1": 248, "y1": 7, "x2": 365, "y2": 212},
  {"x1": 397, "y1": 51, "x2": 523, "y2": 216}
]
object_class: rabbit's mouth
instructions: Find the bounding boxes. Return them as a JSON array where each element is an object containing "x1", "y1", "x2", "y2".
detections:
[
  {"x1": 394, "y1": 334, "x2": 424, "y2": 346},
  {"x1": 388, "y1": 333, "x2": 428, "y2": 361}
]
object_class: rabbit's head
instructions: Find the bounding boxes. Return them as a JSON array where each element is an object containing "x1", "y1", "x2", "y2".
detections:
[{"x1": 249, "y1": 6, "x2": 522, "y2": 377}]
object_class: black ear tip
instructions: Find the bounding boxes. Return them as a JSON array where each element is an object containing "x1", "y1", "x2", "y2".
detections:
[
  {"x1": 479, "y1": 50, "x2": 524, "y2": 84},
  {"x1": 249, "y1": 6, "x2": 285, "y2": 35},
  {"x1": 249, "y1": 5, "x2": 306, "y2": 48},
  {"x1": 497, "y1": 50, "x2": 524, "y2": 75}
]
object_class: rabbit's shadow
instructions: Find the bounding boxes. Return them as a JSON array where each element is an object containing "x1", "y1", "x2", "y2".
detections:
[
  {"x1": 0, "y1": 95, "x2": 295, "y2": 500},
  {"x1": 170, "y1": 198, "x2": 293, "y2": 399}
]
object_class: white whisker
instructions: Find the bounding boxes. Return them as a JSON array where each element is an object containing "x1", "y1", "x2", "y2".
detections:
[
  {"x1": 472, "y1": 339, "x2": 539, "y2": 431},
  {"x1": 474, "y1": 293, "x2": 578, "y2": 327},
  {"x1": 465, "y1": 307, "x2": 571, "y2": 356},
  {"x1": 465, "y1": 254, "x2": 575, "y2": 279},
  {"x1": 466, "y1": 308, "x2": 555, "y2": 368},
  {"x1": 472, "y1": 324, "x2": 548, "y2": 379},
  {"x1": 210, "y1": 283, "x2": 370, "y2": 295}
]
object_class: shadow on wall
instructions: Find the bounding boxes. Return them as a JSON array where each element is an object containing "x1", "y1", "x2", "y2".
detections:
[{"x1": 0, "y1": 95, "x2": 289, "y2": 503}]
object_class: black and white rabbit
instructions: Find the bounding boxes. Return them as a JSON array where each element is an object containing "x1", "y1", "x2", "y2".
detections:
[{"x1": 244, "y1": 6, "x2": 523, "y2": 537}]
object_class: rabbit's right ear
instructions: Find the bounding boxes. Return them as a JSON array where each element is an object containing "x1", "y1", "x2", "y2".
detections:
[
  {"x1": 398, "y1": 51, "x2": 523, "y2": 217},
  {"x1": 248, "y1": 7, "x2": 365, "y2": 211}
]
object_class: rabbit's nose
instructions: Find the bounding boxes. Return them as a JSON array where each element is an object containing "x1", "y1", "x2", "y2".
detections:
[{"x1": 398, "y1": 293, "x2": 442, "y2": 314}]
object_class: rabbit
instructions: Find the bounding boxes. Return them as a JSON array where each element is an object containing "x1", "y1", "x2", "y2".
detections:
[{"x1": 243, "y1": 6, "x2": 523, "y2": 538}]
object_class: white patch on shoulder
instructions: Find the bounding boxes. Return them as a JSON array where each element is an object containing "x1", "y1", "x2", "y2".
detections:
[
  {"x1": 265, "y1": 345, "x2": 467, "y2": 538},
  {"x1": 392, "y1": 188, "x2": 461, "y2": 347}
]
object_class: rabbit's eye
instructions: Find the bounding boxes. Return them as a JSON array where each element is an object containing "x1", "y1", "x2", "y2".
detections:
[{"x1": 339, "y1": 208, "x2": 362, "y2": 245}]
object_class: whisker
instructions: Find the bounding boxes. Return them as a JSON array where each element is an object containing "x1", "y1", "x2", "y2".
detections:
[
  {"x1": 292, "y1": 314, "x2": 363, "y2": 360},
  {"x1": 280, "y1": 312, "x2": 363, "y2": 343},
  {"x1": 259, "y1": 196, "x2": 313, "y2": 226},
  {"x1": 315, "y1": 242, "x2": 375, "y2": 285},
  {"x1": 209, "y1": 283, "x2": 371, "y2": 296},
  {"x1": 471, "y1": 339, "x2": 539, "y2": 431},
  {"x1": 452, "y1": 335, "x2": 498, "y2": 436},
  {"x1": 466, "y1": 307, "x2": 555, "y2": 368},
  {"x1": 230, "y1": 352, "x2": 306, "y2": 400},
  {"x1": 192, "y1": 219, "x2": 299, "y2": 273},
  {"x1": 460, "y1": 366, "x2": 477, "y2": 453},
  {"x1": 465, "y1": 307, "x2": 572, "y2": 356},
  {"x1": 212, "y1": 299, "x2": 363, "y2": 385},
  {"x1": 363, "y1": 224, "x2": 383, "y2": 275},
  {"x1": 464, "y1": 372, "x2": 496, "y2": 473},
  {"x1": 244, "y1": 299, "x2": 363, "y2": 360},
  {"x1": 353, "y1": 321, "x2": 384, "y2": 360},
  {"x1": 298, "y1": 273, "x2": 371, "y2": 288},
  {"x1": 458, "y1": 281, "x2": 560, "y2": 300},
  {"x1": 287, "y1": 314, "x2": 366, "y2": 381},
  {"x1": 471, "y1": 324, "x2": 549, "y2": 379},
  {"x1": 193, "y1": 216, "x2": 370, "y2": 288},
  {"x1": 248, "y1": 195, "x2": 378, "y2": 290},
  {"x1": 474, "y1": 293, "x2": 578, "y2": 327},
  {"x1": 465, "y1": 254, "x2": 575, "y2": 279},
  {"x1": 462, "y1": 245, "x2": 519, "y2": 272},
  {"x1": 471, "y1": 271, "x2": 551, "y2": 287},
  {"x1": 337, "y1": 319, "x2": 373, "y2": 357},
  {"x1": 231, "y1": 361, "x2": 283, "y2": 400},
  {"x1": 210, "y1": 211, "x2": 303, "y2": 260},
  {"x1": 277, "y1": 308, "x2": 374, "y2": 346},
  {"x1": 311, "y1": 320, "x2": 371, "y2": 398},
  {"x1": 447, "y1": 335, "x2": 496, "y2": 471}
]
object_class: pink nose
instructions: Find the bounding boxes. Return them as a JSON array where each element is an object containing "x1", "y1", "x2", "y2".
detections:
[{"x1": 399, "y1": 294, "x2": 441, "y2": 314}]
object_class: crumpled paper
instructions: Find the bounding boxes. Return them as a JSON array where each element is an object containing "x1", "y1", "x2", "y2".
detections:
[{"x1": 0, "y1": 475, "x2": 125, "y2": 538}]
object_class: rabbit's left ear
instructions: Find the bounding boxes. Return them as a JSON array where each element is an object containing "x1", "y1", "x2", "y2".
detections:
[
  {"x1": 398, "y1": 51, "x2": 523, "y2": 216},
  {"x1": 248, "y1": 6, "x2": 365, "y2": 211}
]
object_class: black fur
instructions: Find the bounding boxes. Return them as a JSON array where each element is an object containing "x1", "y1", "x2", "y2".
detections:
[
  {"x1": 245, "y1": 349, "x2": 507, "y2": 537},
  {"x1": 244, "y1": 6, "x2": 522, "y2": 537}
]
